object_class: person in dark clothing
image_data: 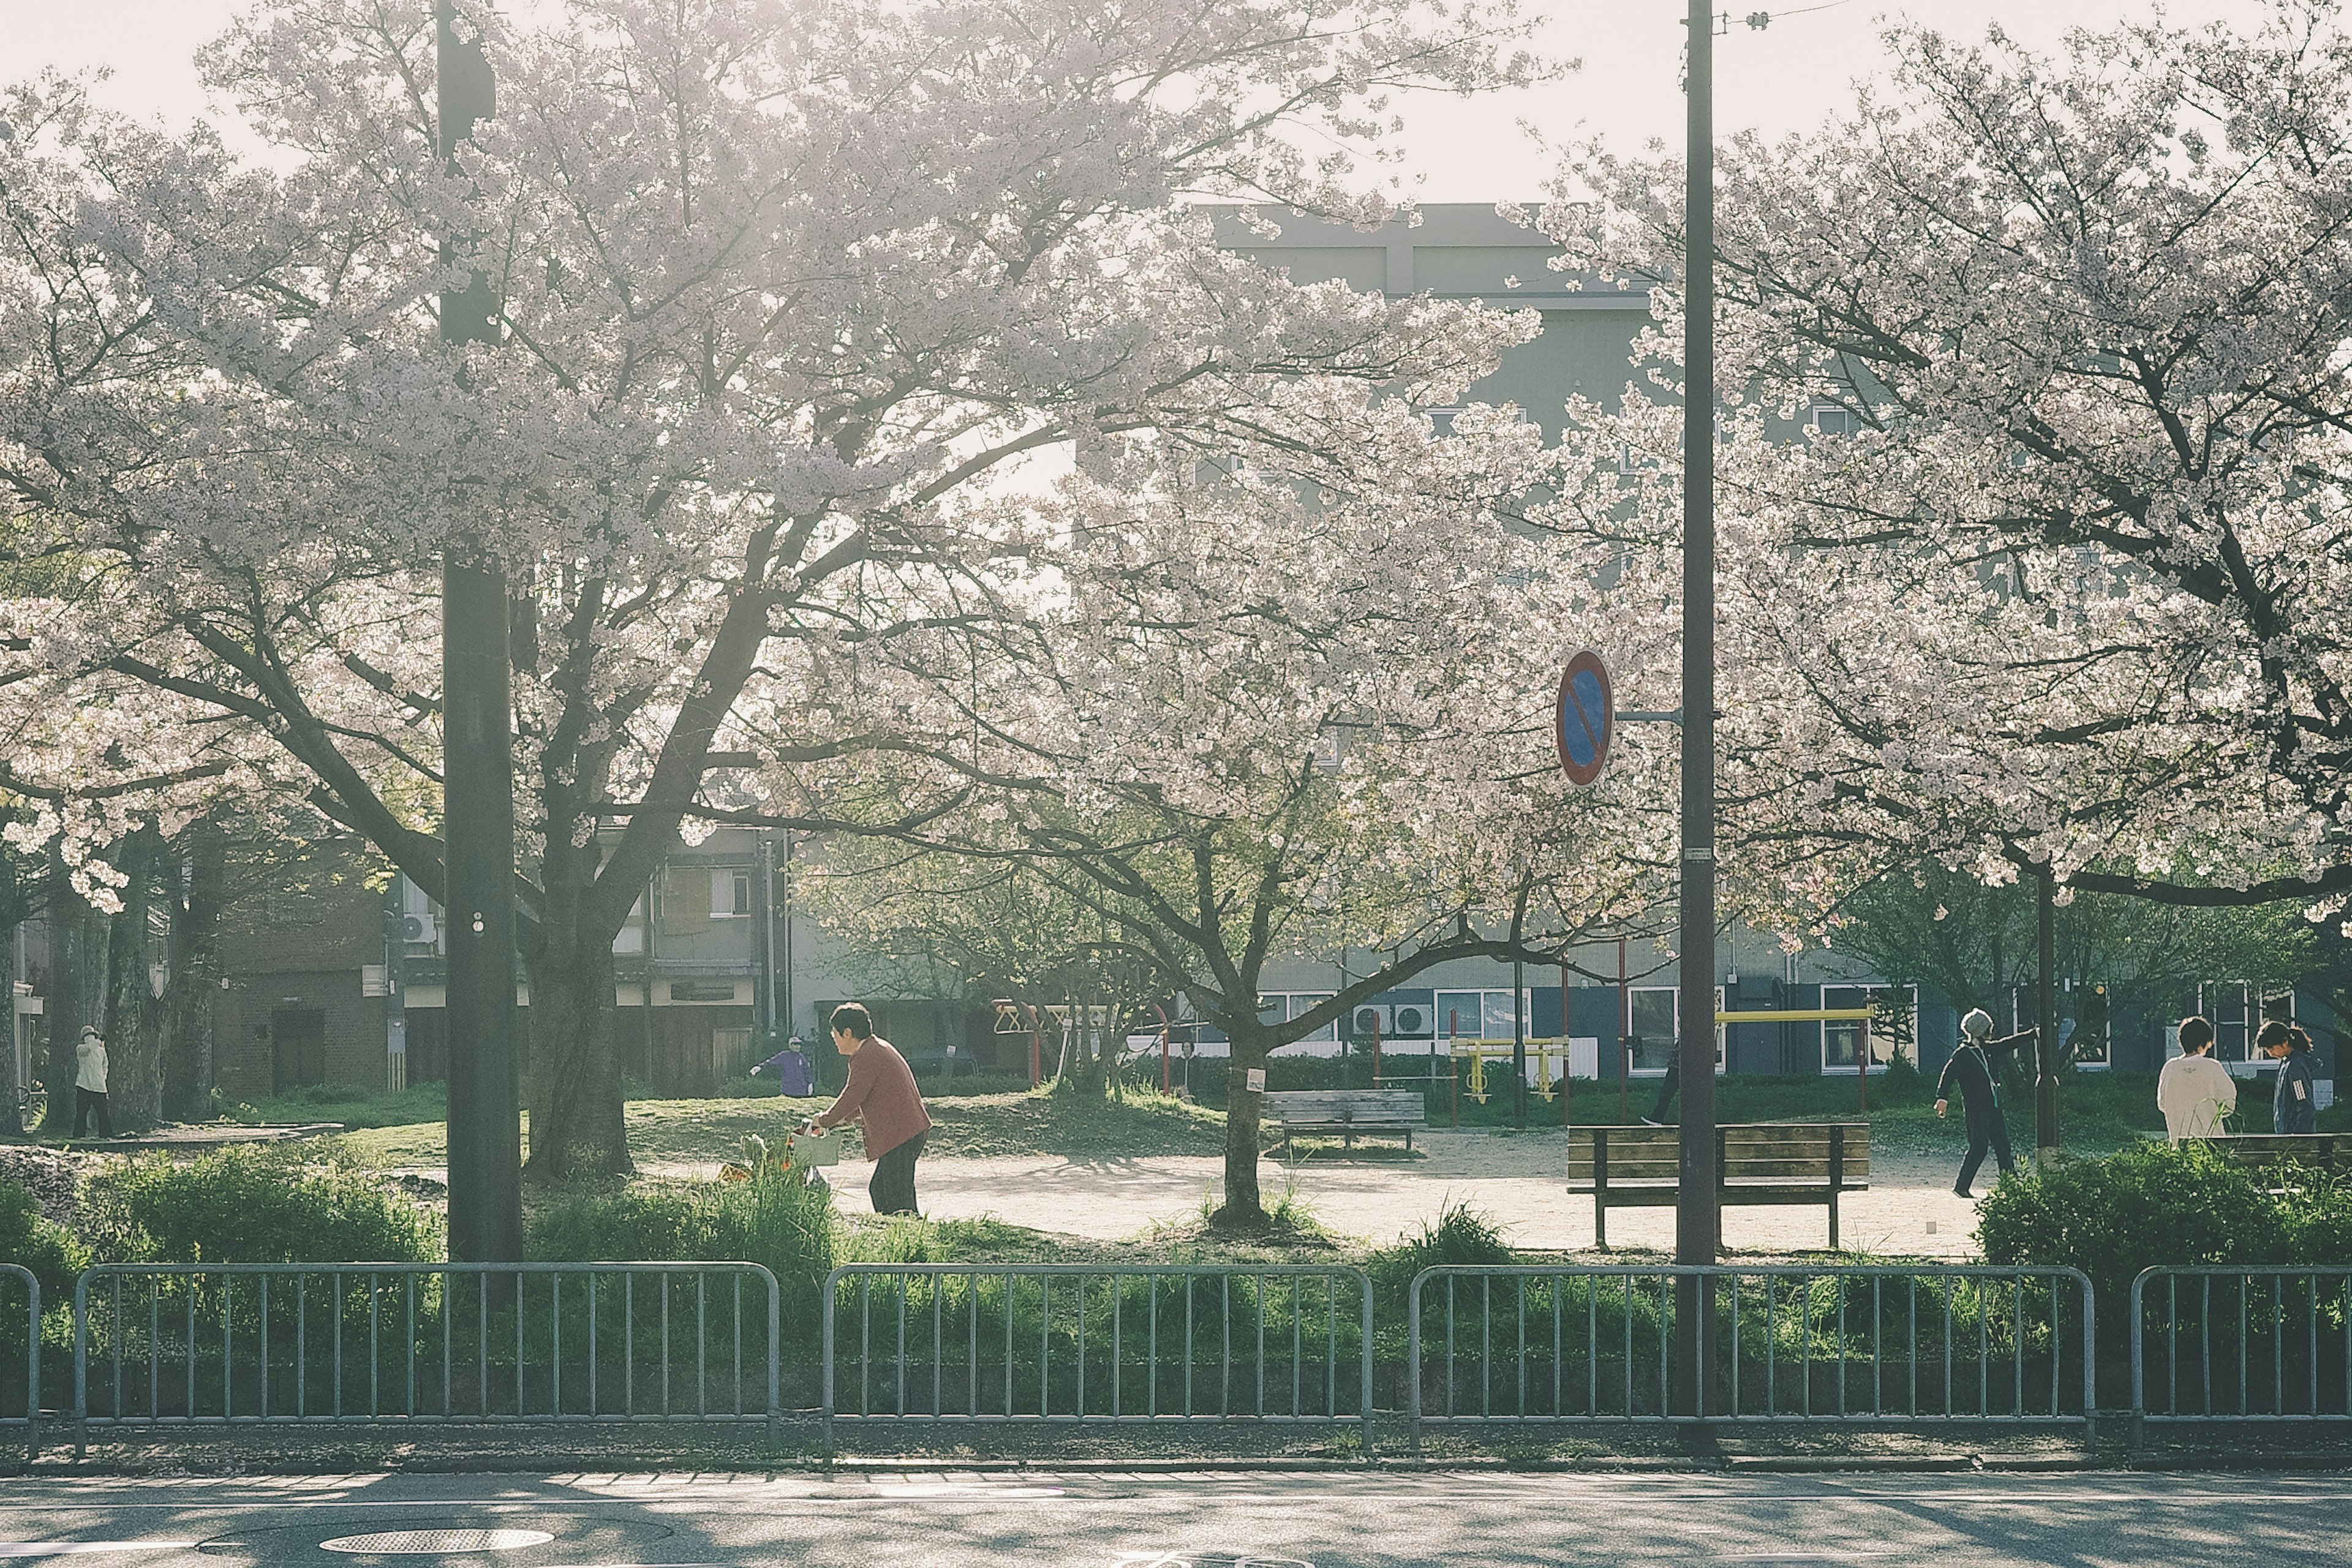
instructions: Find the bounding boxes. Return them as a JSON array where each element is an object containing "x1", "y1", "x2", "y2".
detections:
[
  {"x1": 2259, "y1": 1020, "x2": 2321, "y2": 1135},
  {"x1": 1640, "y1": 1061, "x2": 1679, "y2": 1126},
  {"x1": 1936, "y1": 1008, "x2": 2015, "y2": 1198}
]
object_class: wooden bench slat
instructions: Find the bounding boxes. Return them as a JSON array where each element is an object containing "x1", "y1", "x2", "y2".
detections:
[
  {"x1": 1567, "y1": 1121, "x2": 1866, "y2": 1250},
  {"x1": 1262, "y1": 1088, "x2": 1426, "y2": 1152}
]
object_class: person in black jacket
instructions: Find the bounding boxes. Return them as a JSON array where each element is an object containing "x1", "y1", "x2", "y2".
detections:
[
  {"x1": 1936, "y1": 1008, "x2": 2016, "y2": 1199},
  {"x1": 2259, "y1": 1020, "x2": 2321, "y2": 1135}
]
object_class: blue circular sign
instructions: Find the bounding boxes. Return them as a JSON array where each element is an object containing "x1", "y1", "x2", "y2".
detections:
[{"x1": 1556, "y1": 650, "x2": 1613, "y2": 786}]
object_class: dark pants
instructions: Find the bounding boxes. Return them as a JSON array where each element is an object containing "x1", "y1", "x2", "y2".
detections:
[
  {"x1": 1648, "y1": 1063, "x2": 1680, "y2": 1122},
  {"x1": 1956, "y1": 1108, "x2": 2014, "y2": 1194},
  {"x1": 870, "y1": 1131, "x2": 924, "y2": 1216},
  {"x1": 73, "y1": 1088, "x2": 112, "y2": 1139}
]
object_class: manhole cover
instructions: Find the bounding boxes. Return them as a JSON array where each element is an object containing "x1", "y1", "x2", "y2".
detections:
[{"x1": 320, "y1": 1534, "x2": 555, "y2": 1556}]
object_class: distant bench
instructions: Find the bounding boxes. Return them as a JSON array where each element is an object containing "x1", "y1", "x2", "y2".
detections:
[
  {"x1": 1567, "y1": 1122, "x2": 1871, "y2": 1250},
  {"x1": 2195, "y1": 1132, "x2": 2352, "y2": 1182},
  {"x1": 1264, "y1": 1089, "x2": 1428, "y2": 1155}
]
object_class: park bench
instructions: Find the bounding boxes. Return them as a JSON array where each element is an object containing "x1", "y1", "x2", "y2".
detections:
[
  {"x1": 2195, "y1": 1132, "x2": 2352, "y2": 1183},
  {"x1": 1566, "y1": 1121, "x2": 1871, "y2": 1250},
  {"x1": 1264, "y1": 1088, "x2": 1428, "y2": 1155}
]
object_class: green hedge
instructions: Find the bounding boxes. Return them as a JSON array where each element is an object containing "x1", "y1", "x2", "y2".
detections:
[
  {"x1": 1977, "y1": 1139, "x2": 2352, "y2": 1331},
  {"x1": 76, "y1": 1144, "x2": 442, "y2": 1265},
  {"x1": 528, "y1": 1169, "x2": 839, "y2": 1340}
]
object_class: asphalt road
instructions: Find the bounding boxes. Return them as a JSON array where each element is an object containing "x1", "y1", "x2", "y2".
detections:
[{"x1": 0, "y1": 1469, "x2": 2343, "y2": 1567}]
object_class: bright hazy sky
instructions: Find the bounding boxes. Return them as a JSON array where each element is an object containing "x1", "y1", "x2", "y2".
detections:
[{"x1": 9, "y1": 1, "x2": 2249, "y2": 198}]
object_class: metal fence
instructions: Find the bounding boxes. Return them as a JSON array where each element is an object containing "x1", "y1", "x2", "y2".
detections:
[
  {"x1": 823, "y1": 1265, "x2": 1373, "y2": 1446},
  {"x1": 2132, "y1": 1267, "x2": 2352, "y2": 1425},
  {"x1": 2, "y1": 1264, "x2": 37, "y2": 1460},
  {"x1": 1408, "y1": 1265, "x2": 2095, "y2": 1431},
  {"x1": 74, "y1": 1262, "x2": 779, "y2": 1453}
]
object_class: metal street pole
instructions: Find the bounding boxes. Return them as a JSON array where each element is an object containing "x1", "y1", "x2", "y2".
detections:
[
  {"x1": 437, "y1": 1, "x2": 522, "y2": 1265},
  {"x1": 1512, "y1": 955, "x2": 1528, "y2": 1129},
  {"x1": 1674, "y1": 0, "x2": 1721, "y2": 1420},
  {"x1": 2035, "y1": 865, "x2": 2059, "y2": 1169}
]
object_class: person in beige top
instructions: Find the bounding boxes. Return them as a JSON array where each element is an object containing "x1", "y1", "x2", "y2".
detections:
[
  {"x1": 72, "y1": 1025, "x2": 113, "y2": 1139},
  {"x1": 2157, "y1": 1015, "x2": 2237, "y2": 1142}
]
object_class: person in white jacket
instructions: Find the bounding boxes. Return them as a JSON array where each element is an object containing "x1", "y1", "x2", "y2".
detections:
[
  {"x1": 72, "y1": 1025, "x2": 113, "y2": 1139},
  {"x1": 2157, "y1": 1016, "x2": 2237, "y2": 1142}
]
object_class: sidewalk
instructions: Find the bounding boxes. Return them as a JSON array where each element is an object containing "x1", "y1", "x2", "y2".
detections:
[{"x1": 652, "y1": 1128, "x2": 1994, "y2": 1256}]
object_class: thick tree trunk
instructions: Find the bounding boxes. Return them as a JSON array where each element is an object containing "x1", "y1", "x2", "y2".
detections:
[
  {"x1": 107, "y1": 834, "x2": 164, "y2": 1131},
  {"x1": 162, "y1": 826, "x2": 225, "y2": 1119},
  {"x1": 522, "y1": 938, "x2": 628, "y2": 1180},
  {"x1": 521, "y1": 834, "x2": 631, "y2": 1182},
  {"x1": 0, "y1": 912, "x2": 18, "y2": 1140},
  {"x1": 1211, "y1": 1027, "x2": 1270, "y2": 1228},
  {"x1": 40, "y1": 856, "x2": 99, "y2": 1136}
]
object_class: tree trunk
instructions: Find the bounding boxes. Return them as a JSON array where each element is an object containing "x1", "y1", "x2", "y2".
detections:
[
  {"x1": 107, "y1": 833, "x2": 164, "y2": 1131},
  {"x1": 522, "y1": 937, "x2": 628, "y2": 1180},
  {"x1": 40, "y1": 855, "x2": 97, "y2": 1136},
  {"x1": 521, "y1": 839, "x2": 631, "y2": 1182},
  {"x1": 0, "y1": 912, "x2": 18, "y2": 1140},
  {"x1": 163, "y1": 824, "x2": 225, "y2": 1120},
  {"x1": 1211, "y1": 1026, "x2": 1270, "y2": 1228}
]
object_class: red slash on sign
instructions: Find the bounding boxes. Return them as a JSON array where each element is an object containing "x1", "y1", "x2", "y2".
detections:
[{"x1": 1555, "y1": 649, "x2": 1613, "y2": 786}]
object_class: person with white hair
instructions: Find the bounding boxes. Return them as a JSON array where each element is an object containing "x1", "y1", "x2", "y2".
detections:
[
  {"x1": 72, "y1": 1025, "x2": 112, "y2": 1139},
  {"x1": 1935, "y1": 1008, "x2": 2015, "y2": 1199}
]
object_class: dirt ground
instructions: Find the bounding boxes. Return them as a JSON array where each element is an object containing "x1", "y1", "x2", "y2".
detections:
[{"x1": 638, "y1": 1126, "x2": 1999, "y2": 1257}]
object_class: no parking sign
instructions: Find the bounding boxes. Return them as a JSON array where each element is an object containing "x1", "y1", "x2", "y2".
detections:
[{"x1": 1555, "y1": 649, "x2": 1613, "y2": 786}]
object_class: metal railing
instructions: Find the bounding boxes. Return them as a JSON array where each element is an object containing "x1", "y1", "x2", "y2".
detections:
[
  {"x1": 823, "y1": 1265, "x2": 1373, "y2": 1446},
  {"x1": 1408, "y1": 1265, "x2": 2095, "y2": 1431},
  {"x1": 2, "y1": 1264, "x2": 38, "y2": 1460},
  {"x1": 74, "y1": 1262, "x2": 779, "y2": 1453},
  {"x1": 2132, "y1": 1267, "x2": 2352, "y2": 1425}
]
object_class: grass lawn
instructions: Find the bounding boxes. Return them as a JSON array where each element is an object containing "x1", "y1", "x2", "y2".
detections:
[
  {"x1": 334, "y1": 1085, "x2": 1226, "y2": 1168},
  {"x1": 270, "y1": 1063, "x2": 2205, "y2": 1170}
]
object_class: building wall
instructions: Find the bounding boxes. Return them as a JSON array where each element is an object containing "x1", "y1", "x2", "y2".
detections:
[{"x1": 214, "y1": 971, "x2": 388, "y2": 1098}]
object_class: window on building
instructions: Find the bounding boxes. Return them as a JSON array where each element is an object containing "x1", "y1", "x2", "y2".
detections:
[
  {"x1": 2067, "y1": 981, "x2": 2111, "y2": 1069},
  {"x1": 1627, "y1": 987, "x2": 1676, "y2": 1072},
  {"x1": 1431, "y1": 990, "x2": 1535, "y2": 1043},
  {"x1": 1821, "y1": 984, "x2": 1916, "y2": 1073},
  {"x1": 710, "y1": 869, "x2": 752, "y2": 918},
  {"x1": 1287, "y1": 993, "x2": 1336, "y2": 1044},
  {"x1": 1625, "y1": 986, "x2": 1728, "y2": 1073},
  {"x1": 1809, "y1": 403, "x2": 1860, "y2": 437},
  {"x1": 612, "y1": 892, "x2": 647, "y2": 955}
]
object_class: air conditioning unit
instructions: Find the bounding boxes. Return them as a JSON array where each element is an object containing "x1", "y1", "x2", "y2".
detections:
[
  {"x1": 1351, "y1": 1005, "x2": 1393, "y2": 1039},
  {"x1": 1390, "y1": 1003, "x2": 1434, "y2": 1038},
  {"x1": 400, "y1": 913, "x2": 437, "y2": 945}
]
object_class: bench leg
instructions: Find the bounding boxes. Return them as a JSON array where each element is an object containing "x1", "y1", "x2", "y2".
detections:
[{"x1": 1828, "y1": 1185, "x2": 1840, "y2": 1253}]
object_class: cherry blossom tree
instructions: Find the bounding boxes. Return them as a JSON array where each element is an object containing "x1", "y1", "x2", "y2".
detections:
[
  {"x1": 1538, "y1": 0, "x2": 2352, "y2": 937},
  {"x1": 0, "y1": 0, "x2": 1559, "y2": 1176},
  {"x1": 780, "y1": 398, "x2": 1678, "y2": 1227}
]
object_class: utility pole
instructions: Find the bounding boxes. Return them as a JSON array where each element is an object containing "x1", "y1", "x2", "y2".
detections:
[
  {"x1": 1512, "y1": 954, "x2": 1528, "y2": 1129},
  {"x1": 2035, "y1": 865, "x2": 2059, "y2": 1169},
  {"x1": 437, "y1": 1, "x2": 522, "y2": 1265},
  {"x1": 1673, "y1": 0, "x2": 1721, "y2": 1421}
]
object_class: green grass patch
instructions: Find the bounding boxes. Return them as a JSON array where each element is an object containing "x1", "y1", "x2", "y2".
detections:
[{"x1": 333, "y1": 1085, "x2": 1227, "y2": 1169}]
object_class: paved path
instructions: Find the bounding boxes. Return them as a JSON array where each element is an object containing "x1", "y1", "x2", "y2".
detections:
[
  {"x1": 2, "y1": 1469, "x2": 2345, "y2": 1567},
  {"x1": 661, "y1": 1129, "x2": 1996, "y2": 1256}
]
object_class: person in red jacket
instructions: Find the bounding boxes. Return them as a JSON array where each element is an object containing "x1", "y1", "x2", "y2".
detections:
[{"x1": 804, "y1": 1003, "x2": 933, "y2": 1215}]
